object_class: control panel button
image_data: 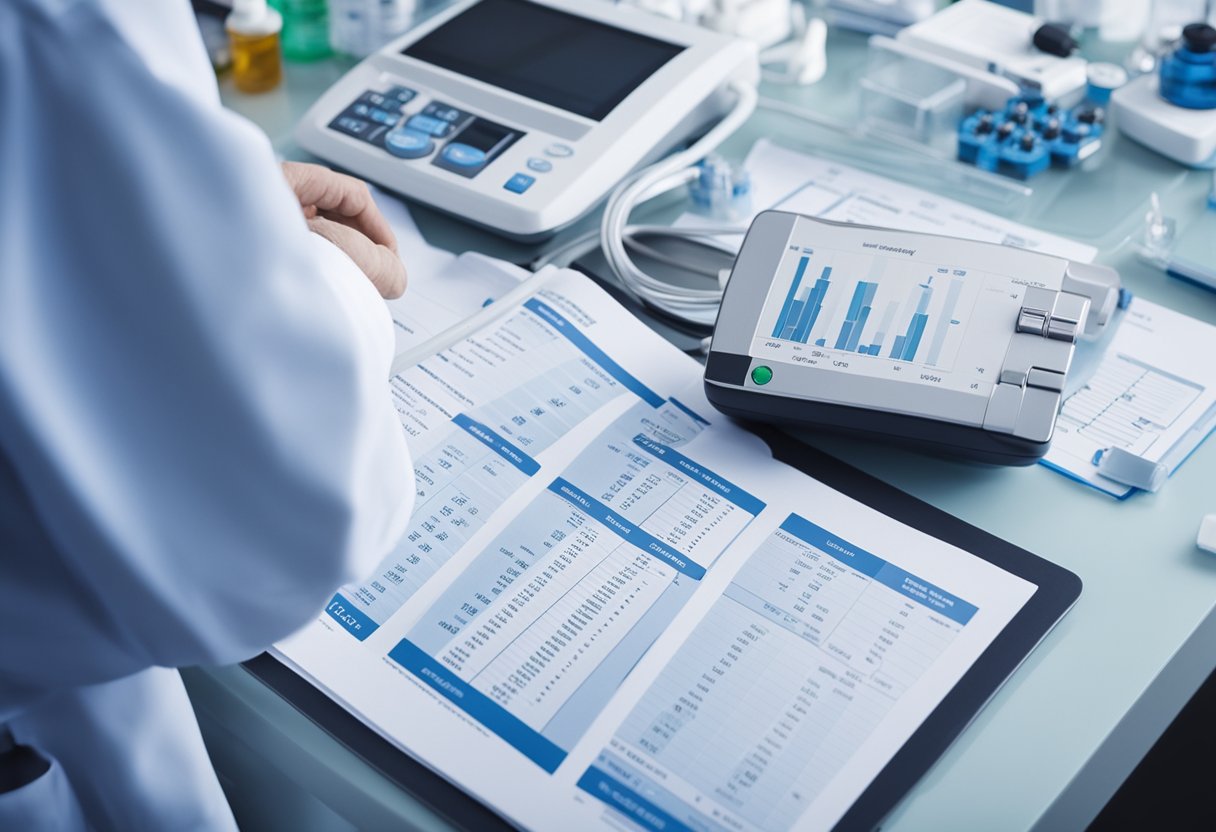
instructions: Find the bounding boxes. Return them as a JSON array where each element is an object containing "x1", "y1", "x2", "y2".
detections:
[
  {"x1": 751, "y1": 365, "x2": 773, "y2": 385},
  {"x1": 526, "y1": 157, "x2": 553, "y2": 173},
  {"x1": 544, "y1": 143, "x2": 574, "y2": 158},
  {"x1": 423, "y1": 103, "x2": 464, "y2": 122},
  {"x1": 384, "y1": 128, "x2": 435, "y2": 159},
  {"x1": 369, "y1": 107, "x2": 400, "y2": 126},
  {"x1": 504, "y1": 173, "x2": 535, "y2": 194},
  {"x1": 331, "y1": 116, "x2": 372, "y2": 138},
  {"x1": 441, "y1": 143, "x2": 488, "y2": 168},
  {"x1": 357, "y1": 91, "x2": 389, "y2": 108},
  {"x1": 406, "y1": 114, "x2": 453, "y2": 138},
  {"x1": 386, "y1": 85, "x2": 416, "y2": 105}
]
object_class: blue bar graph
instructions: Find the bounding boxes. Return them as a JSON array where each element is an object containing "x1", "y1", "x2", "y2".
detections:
[
  {"x1": 769, "y1": 257, "x2": 967, "y2": 367},
  {"x1": 890, "y1": 283, "x2": 934, "y2": 361},
  {"x1": 844, "y1": 289, "x2": 876, "y2": 351},
  {"x1": 771, "y1": 256, "x2": 810, "y2": 338},
  {"x1": 780, "y1": 301, "x2": 805, "y2": 339},
  {"x1": 790, "y1": 272, "x2": 828, "y2": 340},
  {"x1": 834, "y1": 281, "x2": 878, "y2": 351},
  {"x1": 902, "y1": 313, "x2": 929, "y2": 360},
  {"x1": 773, "y1": 262, "x2": 832, "y2": 345},
  {"x1": 924, "y1": 278, "x2": 964, "y2": 366}
]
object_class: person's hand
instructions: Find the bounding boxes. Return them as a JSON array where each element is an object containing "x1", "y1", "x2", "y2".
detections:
[{"x1": 281, "y1": 162, "x2": 407, "y2": 299}]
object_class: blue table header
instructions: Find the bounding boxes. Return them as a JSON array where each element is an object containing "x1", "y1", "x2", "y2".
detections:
[
  {"x1": 452, "y1": 413, "x2": 540, "y2": 476},
  {"x1": 548, "y1": 478, "x2": 706, "y2": 580},
  {"x1": 779, "y1": 514, "x2": 978, "y2": 625},
  {"x1": 524, "y1": 299, "x2": 664, "y2": 408},
  {"x1": 632, "y1": 435, "x2": 765, "y2": 516}
]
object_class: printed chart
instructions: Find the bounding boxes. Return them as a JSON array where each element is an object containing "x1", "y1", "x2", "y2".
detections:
[
  {"x1": 326, "y1": 298, "x2": 675, "y2": 640},
  {"x1": 389, "y1": 401, "x2": 763, "y2": 772},
  {"x1": 579, "y1": 514, "x2": 975, "y2": 832},
  {"x1": 1056, "y1": 353, "x2": 1204, "y2": 458}
]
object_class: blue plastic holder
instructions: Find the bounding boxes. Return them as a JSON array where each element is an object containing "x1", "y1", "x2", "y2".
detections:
[
  {"x1": 957, "y1": 93, "x2": 1104, "y2": 180},
  {"x1": 1160, "y1": 23, "x2": 1216, "y2": 111}
]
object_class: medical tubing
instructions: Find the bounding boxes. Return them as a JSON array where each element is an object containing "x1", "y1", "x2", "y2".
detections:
[
  {"x1": 599, "y1": 79, "x2": 758, "y2": 322},
  {"x1": 533, "y1": 223, "x2": 745, "y2": 272}
]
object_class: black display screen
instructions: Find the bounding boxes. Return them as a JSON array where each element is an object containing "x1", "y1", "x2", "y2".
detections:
[{"x1": 403, "y1": 0, "x2": 685, "y2": 121}]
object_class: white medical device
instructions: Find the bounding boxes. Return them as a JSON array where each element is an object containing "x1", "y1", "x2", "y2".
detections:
[
  {"x1": 295, "y1": 0, "x2": 758, "y2": 239},
  {"x1": 705, "y1": 212, "x2": 1123, "y2": 465},
  {"x1": 893, "y1": 0, "x2": 1089, "y2": 109}
]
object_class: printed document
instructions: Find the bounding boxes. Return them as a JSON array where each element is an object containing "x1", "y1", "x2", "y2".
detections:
[
  {"x1": 1042, "y1": 298, "x2": 1216, "y2": 498},
  {"x1": 676, "y1": 140, "x2": 1097, "y2": 264},
  {"x1": 277, "y1": 263, "x2": 1042, "y2": 831},
  {"x1": 372, "y1": 187, "x2": 525, "y2": 352}
]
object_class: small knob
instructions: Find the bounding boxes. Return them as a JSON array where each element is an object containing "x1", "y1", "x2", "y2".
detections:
[
  {"x1": 1033, "y1": 22, "x2": 1078, "y2": 58},
  {"x1": 1182, "y1": 22, "x2": 1216, "y2": 53},
  {"x1": 1077, "y1": 106, "x2": 1104, "y2": 125}
]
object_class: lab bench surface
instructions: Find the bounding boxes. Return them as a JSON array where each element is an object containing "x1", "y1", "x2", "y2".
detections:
[{"x1": 185, "y1": 23, "x2": 1216, "y2": 832}]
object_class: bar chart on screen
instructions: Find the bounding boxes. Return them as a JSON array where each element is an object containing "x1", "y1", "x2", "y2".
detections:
[{"x1": 764, "y1": 246, "x2": 977, "y2": 371}]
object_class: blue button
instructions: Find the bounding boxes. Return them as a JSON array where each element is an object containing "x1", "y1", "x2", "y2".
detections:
[
  {"x1": 526, "y1": 157, "x2": 553, "y2": 173},
  {"x1": 423, "y1": 103, "x2": 463, "y2": 122},
  {"x1": 353, "y1": 104, "x2": 371, "y2": 117},
  {"x1": 504, "y1": 173, "x2": 535, "y2": 194},
  {"x1": 369, "y1": 108, "x2": 400, "y2": 126},
  {"x1": 387, "y1": 85, "x2": 416, "y2": 104},
  {"x1": 406, "y1": 114, "x2": 451, "y2": 137},
  {"x1": 384, "y1": 129, "x2": 435, "y2": 159},
  {"x1": 441, "y1": 143, "x2": 488, "y2": 168},
  {"x1": 333, "y1": 116, "x2": 370, "y2": 137}
]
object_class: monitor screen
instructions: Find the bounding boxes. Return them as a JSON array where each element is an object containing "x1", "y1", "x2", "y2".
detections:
[{"x1": 403, "y1": 0, "x2": 685, "y2": 121}]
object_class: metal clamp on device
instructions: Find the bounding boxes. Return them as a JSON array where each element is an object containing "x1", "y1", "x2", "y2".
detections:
[
  {"x1": 704, "y1": 212, "x2": 1121, "y2": 465},
  {"x1": 981, "y1": 284, "x2": 1088, "y2": 446}
]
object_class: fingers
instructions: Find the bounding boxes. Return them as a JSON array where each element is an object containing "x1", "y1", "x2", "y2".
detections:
[
  {"x1": 307, "y1": 216, "x2": 408, "y2": 300},
  {"x1": 282, "y1": 162, "x2": 399, "y2": 253}
]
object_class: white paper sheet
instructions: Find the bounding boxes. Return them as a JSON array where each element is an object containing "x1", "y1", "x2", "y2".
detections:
[
  {"x1": 676, "y1": 140, "x2": 1097, "y2": 264},
  {"x1": 372, "y1": 187, "x2": 526, "y2": 352},
  {"x1": 1042, "y1": 298, "x2": 1216, "y2": 498},
  {"x1": 275, "y1": 268, "x2": 1041, "y2": 832}
]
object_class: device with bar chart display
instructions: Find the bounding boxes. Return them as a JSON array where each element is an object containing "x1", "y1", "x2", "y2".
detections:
[{"x1": 704, "y1": 211, "x2": 1123, "y2": 464}]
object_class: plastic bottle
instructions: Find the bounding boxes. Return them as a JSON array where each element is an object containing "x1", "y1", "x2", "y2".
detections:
[
  {"x1": 272, "y1": 0, "x2": 332, "y2": 61},
  {"x1": 329, "y1": 0, "x2": 414, "y2": 58},
  {"x1": 227, "y1": 0, "x2": 284, "y2": 94}
]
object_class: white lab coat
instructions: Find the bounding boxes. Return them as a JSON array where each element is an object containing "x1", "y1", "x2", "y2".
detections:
[{"x1": 0, "y1": 0, "x2": 415, "y2": 828}]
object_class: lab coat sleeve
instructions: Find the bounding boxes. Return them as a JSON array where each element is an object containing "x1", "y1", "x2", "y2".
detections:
[{"x1": 0, "y1": 2, "x2": 414, "y2": 687}]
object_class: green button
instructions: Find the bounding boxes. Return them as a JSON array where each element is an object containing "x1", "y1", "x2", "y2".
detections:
[{"x1": 751, "y1": 365, "x2": 773, "y2": 385}]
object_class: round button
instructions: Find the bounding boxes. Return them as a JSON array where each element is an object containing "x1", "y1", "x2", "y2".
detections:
[
  {"x1": 526, "y1": 157, "x2": 553, "y2": 173},
  {"x1": 544, "y1": 143, "x2": 574, "y2": 158},
  {"x1": 384, "y1": 129, "x2": 434, "y2": 159},
  {"x1": 442, "y1": 143, "x2": 488, "y2": 168},
  {"x1": 751, "y1": 365, "x2": 773, "y2": 386}
]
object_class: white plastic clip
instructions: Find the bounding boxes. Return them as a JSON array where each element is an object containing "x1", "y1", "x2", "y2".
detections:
[
  {"x1": 1197, "y1": 514, "x2": 1216, "y2": 554},
  {"x1": 1093, "y1": 447, "x2": 1169, "y2": 493}
]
